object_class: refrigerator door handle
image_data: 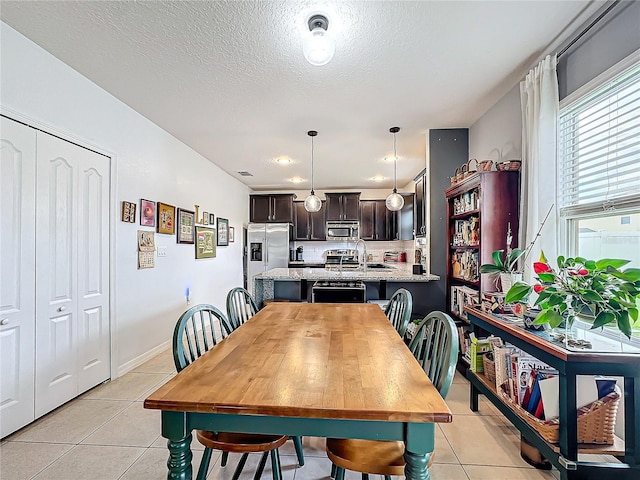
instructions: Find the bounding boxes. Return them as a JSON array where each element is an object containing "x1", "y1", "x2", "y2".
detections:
[{"x1": 264, "y1": 241, "x2": 268, "y2": 266}]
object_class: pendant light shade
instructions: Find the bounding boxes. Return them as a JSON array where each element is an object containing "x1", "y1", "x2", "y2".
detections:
[
  {"x1": 304, "y1": 130, "x2": 322, "y2": 212},
  {"x1": 303, "y1": 15, "x2": 335, "y2": 66},
  {"x1": 385, "y1": 127, "x2": 405, "y2": 211}
]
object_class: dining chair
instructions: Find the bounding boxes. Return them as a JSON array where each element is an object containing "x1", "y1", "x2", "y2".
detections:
[
  {"x1": 225, "y1": 288, "x2": 306, "y2": 467},
  {"x1": 326, "y1": 311, "x2": 459, "y2": 480},
  {"x1": 173, "y1": 304, "x2": 289, "y2": 480},
  {"x1": 384, "y1": 288, "x2": 413, "y2": 338}
]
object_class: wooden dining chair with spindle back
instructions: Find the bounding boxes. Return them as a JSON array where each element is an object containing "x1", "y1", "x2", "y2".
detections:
[
  {"x1": 225, "y1": 287, "x2": 305, "y2": 468},
  {"x1": 327, "y1": 311, "x2": 459, "y2": 480},
  {"x1": 384, "y1": 288, "x2": 413, "y2": 338},
  {"x1": 173, "y1": 304, "x2": 289, "y2": 480}
]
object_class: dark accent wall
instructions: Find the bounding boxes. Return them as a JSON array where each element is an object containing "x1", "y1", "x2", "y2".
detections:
[{"x1": 558, "y1": 0, "x2": 640, "y2": 100}]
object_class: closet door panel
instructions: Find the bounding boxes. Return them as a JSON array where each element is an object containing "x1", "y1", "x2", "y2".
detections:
[{"x1": 0, "y1": 117, "x2": 36, "y2": 437}]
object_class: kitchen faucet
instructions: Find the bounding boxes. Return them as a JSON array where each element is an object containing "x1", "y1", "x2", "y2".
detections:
[{"x1": 355, "y1": 239, "x2": 367, "y2": 272}]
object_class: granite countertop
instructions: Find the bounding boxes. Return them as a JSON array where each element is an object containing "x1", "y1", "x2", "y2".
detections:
[{"x1": 255, "y1": 264, "x2": 439, "y2": 282}]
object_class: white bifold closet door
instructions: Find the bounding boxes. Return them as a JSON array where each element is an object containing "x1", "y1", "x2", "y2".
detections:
[{"x1": 35, "y1": 130, "x2": 111, "y2": 417}]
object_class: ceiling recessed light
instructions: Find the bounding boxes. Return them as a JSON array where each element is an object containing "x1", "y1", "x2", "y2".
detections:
[
  {"x1": 289, "y1": 177, "x2": 305, "y2": 183},
  {"x1": 275, "y1": 157, "x2": 292, "y2": 165},
  {"x1": 384, "y1": 155, "x2": 398, "y2": 163},
  {"x1": 371, "y1": 175, "x2": 385, "y2": 182}
]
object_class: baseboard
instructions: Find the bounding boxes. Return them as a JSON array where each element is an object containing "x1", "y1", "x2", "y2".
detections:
[{"x1": 116, "y1": 340, "x2": 171, "y2": 378}]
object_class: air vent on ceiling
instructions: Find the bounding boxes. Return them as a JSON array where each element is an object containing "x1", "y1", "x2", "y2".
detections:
[{"x1": 237, "y1": 171, "x2": 253, "y2": 177}]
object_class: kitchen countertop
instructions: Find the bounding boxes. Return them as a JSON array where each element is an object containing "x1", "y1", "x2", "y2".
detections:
[{"x1": 254, "y1": 264, "x2": 439, "y2": 282}]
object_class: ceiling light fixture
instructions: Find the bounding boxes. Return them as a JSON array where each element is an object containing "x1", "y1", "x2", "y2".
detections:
[
  {"x1": 371, "y1": 175, "x2": 385, "y2": 182},
  {"x1": 304, "y1": 130, "x2": 322, "y2": 212},
  {"x1": 385, "y1": 127, "x2": 405, "y2": 212},
  {"x1": 289, "y1": 176, "x2": 304, "y2": 183},
  {"x1": 303, "y1": 14, "x2": 335, "y2": 66},
  {"x1": 275, "y1": 157, "x2": 292, "y2": 165}
]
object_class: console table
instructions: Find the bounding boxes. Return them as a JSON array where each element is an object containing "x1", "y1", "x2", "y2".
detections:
[{"x1": 465, "y1": 307, "x2": 640, "y2": 480}]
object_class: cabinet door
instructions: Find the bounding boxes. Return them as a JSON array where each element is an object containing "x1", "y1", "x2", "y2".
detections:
[
  {"x1": 325, "y1": 194, "x2": 343, "y2": 221},
  {"x1": 250, "y1": 195, "x2": 272, "y2": 222},
  {"x1": 342, "y1": 193, "x2": 360, "y2": 221},
  {"x1": 293, "y1": 201, "x2": 310, "y2": 240},
  {"x1": 271, "y1": 195, "x2": 293, "y2": 223},
  {"x1": 359, "y1": 201, "x2": 376, "y2": 240},
  {"x1": 415, "y1": 175, "x2": 425, "y2": 236},
  {"x1": 375, "y1": 201, "x2": 391, "y2": 240},
  {"x1": 0, "y1": 117, "x2": 36, "y2": 438},
  {"x1": 309, "y1": 202, "x2": 326, "y2": 240}
]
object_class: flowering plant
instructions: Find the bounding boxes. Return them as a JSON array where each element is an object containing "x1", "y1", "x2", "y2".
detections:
[{"x1": 505, "y1": 253, "x2": 640, "y2": 339}]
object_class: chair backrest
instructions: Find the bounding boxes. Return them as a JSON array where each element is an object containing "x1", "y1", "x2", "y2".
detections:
[
  {"x1": 226, "y1": 287, "x2": 259, "y2": 331},
  {"x1": 384, "y1": 288, "x2": 413, "y2": 337},
  {"x1": 173, "y1": 304, "x2": 233, "y2": 372},
  {"x1": 408, "y1": 311, "x2": 459, "y2": 399}
]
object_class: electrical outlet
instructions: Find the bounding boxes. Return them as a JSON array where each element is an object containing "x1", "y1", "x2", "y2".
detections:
[{"x1": 157, "y1": 246, "x2": 167, "y2": 257}]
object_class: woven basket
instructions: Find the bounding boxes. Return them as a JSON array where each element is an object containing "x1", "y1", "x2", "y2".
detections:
[
  {"x1": 478, "y1": 159, "x2": 493, "y2": 171},
  {"x1": 482, "y1": 354, "x2": 496, "y2": 386},
  {"x1": 498, "y1": 384, "x2": 620, "y2": 444},
  {"x1": 450, "y1": 167, "x2": 461, "y2": 185},
  {"x1": 496, "y1": 160, "x2": 522, "y2": 171}
]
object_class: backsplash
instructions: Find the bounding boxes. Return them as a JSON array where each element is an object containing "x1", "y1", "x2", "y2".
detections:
[{"x1": 293, "y1": 240, "x2": 416, "y2": 264}]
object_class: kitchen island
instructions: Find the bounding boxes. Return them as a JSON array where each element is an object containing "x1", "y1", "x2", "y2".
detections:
[{"x1": 253, "y1": 264, "x2": 440, "y2": 319}]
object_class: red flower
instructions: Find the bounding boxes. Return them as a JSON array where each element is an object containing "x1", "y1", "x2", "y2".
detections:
[
  {"x1": 533, "y1": 284, "x2": 546, "y2": 293},
  {"x1": 534, "y1": 262, "x2": 552, "y2": 274},
  {"x1": 578, "y1": 268, "x2": 589, "y2": 276}
]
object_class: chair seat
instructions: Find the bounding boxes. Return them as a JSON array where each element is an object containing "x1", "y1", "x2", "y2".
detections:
[
  {"x1": 326, "y1": 439, "x2": 406, "y2": 476},
  {"x1": 197, "y1": 431, "x2": 288, "y2": 453}
]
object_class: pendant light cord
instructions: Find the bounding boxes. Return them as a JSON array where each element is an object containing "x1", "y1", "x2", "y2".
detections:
[
  {"x1": 311, "y1": 134, "x2": 315, "y2": 194},
  {"x1": 393, "y1": 131, "x2": 398, "y2": 193}
]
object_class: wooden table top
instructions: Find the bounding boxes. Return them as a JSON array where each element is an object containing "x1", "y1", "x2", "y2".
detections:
[{"x1": 144, "y1": 302, "x2": 452, "y2": 424}]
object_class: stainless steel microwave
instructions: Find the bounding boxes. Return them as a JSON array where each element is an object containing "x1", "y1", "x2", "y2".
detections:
[{"x1": 326, "y1": 221, "x2": 359, "y2": 241}]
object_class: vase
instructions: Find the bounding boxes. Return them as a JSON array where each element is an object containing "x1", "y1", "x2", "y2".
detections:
[{"x1": 499, "y1": 272, "x2": 522, "y2": 293}]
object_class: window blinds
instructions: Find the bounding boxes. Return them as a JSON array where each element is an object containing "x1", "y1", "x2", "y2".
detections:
[{"x1": 558, "y1": 63, "x2": 640, "y2": 217}]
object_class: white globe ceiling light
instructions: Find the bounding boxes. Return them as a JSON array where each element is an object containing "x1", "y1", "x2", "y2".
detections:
[
  {"x1": 303, "y1": 14, "x2": 335, "y2": 66},
  {"x1": 385, "y1": 127, "x2": 405, "y2": 212},
  {"x1": 304, "y1": 130, "x2": 322, "y2": 212}
]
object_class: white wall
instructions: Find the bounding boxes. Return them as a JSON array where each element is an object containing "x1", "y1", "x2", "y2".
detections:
[
  {"x1": 1, "y1": 23, "x2": 250, "y2": 376},
  {"x1": 469, "y1": 84, "x2": 522, "y2": 163}
]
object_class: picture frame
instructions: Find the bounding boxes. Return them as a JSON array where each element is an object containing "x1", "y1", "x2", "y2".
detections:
[
  {"x1": 209, "y1": 213, "x2": 215, "y2": 225},
  {"x1": 203, "y1": 211, "x2": 209, "y2": 225},
  {"x1": 176, "y1": 208, "x2": 195, "y2": 244},
  {"x1": 121, "y1": 201, "x2": 136, "y2": 223},
  {"x1": 216, "y1": 217, "x2": 229, "y2": 246},
  {"x1": 195, "y1": 226, "x2": 216, "y2": 259},
  {"x1": 140, "y1": 199, "x2": 156, "y2": 227},
  {"x1": 157, "y1": 202, "x2": 176, "y2": 234},
  {"x1": 229, "y1": 226, "x2": 235, "y2": 243}
]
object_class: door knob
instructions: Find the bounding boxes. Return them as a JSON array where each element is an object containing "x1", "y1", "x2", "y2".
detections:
[
  {"x1": 0, "y1": 319, "x2": 8, "y2": 326},
  {"x1": 58, "y1": 306, "x2": 66, "y2": 312}
]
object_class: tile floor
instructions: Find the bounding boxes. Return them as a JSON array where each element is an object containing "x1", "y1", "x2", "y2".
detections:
[{"x1": 0, "y1": 349, "x2": 605, "y2": 480}]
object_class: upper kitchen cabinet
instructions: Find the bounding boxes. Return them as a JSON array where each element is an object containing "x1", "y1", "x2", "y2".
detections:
[
  {"x1": 359, "y1": 200, "x2": 389, "y2": 241},
  {"x1": 391, "y1": 193, "x2": 415, "y2": 240},
  {"x1": 250, "y1": 194, "x2": 294, "y2": 223},
  {"x1": 414, "y1": 169, "x2": 427, "y2": 237},
  {"x1": 325, "y1": 193, "x2": 360, "y2": 221},
  {"x1": 294, "y1": 200, "x2": 326, "y2": 240}
]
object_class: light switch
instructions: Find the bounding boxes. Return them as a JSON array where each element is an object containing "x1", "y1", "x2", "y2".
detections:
[{"x1": 157, "y1": 246, "x2": 167, "y2": 257}]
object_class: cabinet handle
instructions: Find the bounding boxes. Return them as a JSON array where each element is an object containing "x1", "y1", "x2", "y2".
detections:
[
  {"x1": 58, "y1": 306, "x2": 66, "y2": 312},
  {"x1": 0, "y1": 319, "x2": 8, "y2": 326}
]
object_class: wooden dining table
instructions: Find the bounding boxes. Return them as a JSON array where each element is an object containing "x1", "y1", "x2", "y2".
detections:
[{"x1": 144, "y1": 302, "x2": 452, "y2": 480}]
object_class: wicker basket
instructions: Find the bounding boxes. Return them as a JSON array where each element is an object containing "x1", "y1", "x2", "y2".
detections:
[
  {"x1": 496, "y1": 160, "x2": 522, "y2": 171},
  {"x1": 450, "y1": 167, "x2": 461, "y2": 185},
  {"x1": 478, "y1": 159, "x2": 493, "y2": 171},
  {"x1": 498, "y1": 384, "x2": 620, "y2": 444},
  {"x1": 482, "y1": 353, "x2": 496, "y2": 386}
]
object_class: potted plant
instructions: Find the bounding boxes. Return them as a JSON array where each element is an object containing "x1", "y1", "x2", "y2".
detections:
[
  {"x1": 479, "y1": 247, "x2": 526, "y2": 292},
  {"x1": 505, "y1": 253, "x2": 640, "y2": 339}
]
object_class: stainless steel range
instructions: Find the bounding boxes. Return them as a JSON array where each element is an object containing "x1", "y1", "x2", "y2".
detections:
[
  {"x1": 311, "y1": 280, "x2": 366, "y2": 303},
  {"x1": 325, "y1": 249, "x2": 359, "y2": 270}
]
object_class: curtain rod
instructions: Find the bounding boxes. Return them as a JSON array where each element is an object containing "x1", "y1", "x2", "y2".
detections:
[{"x1": 557, "y1": 0, "x2": 621, "y2": 59}]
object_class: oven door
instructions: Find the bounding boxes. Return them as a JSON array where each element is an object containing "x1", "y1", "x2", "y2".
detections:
[{"x1": 311, "y1": 283, "x2": 366, "y2": 303}]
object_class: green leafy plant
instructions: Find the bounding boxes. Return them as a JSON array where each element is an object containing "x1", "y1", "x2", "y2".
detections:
[
  {"x1": 505, "y1": 254, "x2": 640, "y2": 339},
  {"x1": 480, "y1": 248, "x2": 526, "y2": 274}
]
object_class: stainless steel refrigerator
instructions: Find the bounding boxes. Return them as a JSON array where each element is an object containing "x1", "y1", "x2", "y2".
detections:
[{"x1": 247, "y1": 223, "x2": 291, "y2": 295}]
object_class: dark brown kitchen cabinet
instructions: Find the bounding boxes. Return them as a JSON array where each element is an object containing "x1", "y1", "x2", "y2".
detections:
[
  {"x1": 293, "y1": 201, "x2": 326, "y2": 240},
  {"x1": 390, "y1": 193, "x2": 415, "y2": 240},
  {"x1": 249, "y1": 194, "x2": 294, "y2": 223},
  {"x1": 359, "y1": 200, "x2": 391, "y2": 241},
  {"x1": 414, "y1": 169, "x2": 427, "y2": 237},
  {"x1": 325, "y1": 193, "x2": 360, "y2": 221}
]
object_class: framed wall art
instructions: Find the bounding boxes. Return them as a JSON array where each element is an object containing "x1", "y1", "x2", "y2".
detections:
[
  {"x1": 203, "y1": 211, "x2": 209, "y2": 225},
  {"x1": 157, "y1": 202, "x2": 176, "y2": 234},
  {"x1": 195, "y1": 226, "x2": 216, "y2": 259},
  {"x1": 216, "y1": 217, "x2": 229, "y2": 246},
  {"x1": 140, "y1": 199, "x2": 156, "y2": 227},
  {"x1": 176, "y1": 208, "x2": 195, "y2": 244},
  {"x1": 121, "y1": 201, "x2": 136, "y2": 223},
  {"x1": 229, "y1": 226, "x2": 235, "y2": 243},
  {"x1": 209, "y1": 213, "x2": 215, "y2": 225}
]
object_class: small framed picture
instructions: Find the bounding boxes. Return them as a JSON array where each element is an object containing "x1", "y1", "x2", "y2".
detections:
[
  {"x1": 121, "y1": 201, "x2": 136, "y2": 223},
  {"x1": 229, "y1": 226, "x2": 235, "y2": 243},
  {"x1": 209, "y1": 213, "x2": 215, "y2": 225},
  {"x1": 140, "y1": 199, "x2": 156, "y2": 227},
  {"x1": 157, "y1": 202, "x2": 176, "y2": 234},
  {"x1": 203, "y1": 211, "x2": 209, "y2": 225},
  {"x1": 195, "y1": 226, "x2": 216, "y2": 259},
  {"x1": 217, "y1": 217, "x2": 229, "y2": 246},
  {"x1": 176, "y1": 208, "x2": 195, "y2": 244}
]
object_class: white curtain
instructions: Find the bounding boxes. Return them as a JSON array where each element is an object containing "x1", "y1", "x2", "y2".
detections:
[{"x1": 519, "y1": 54, "x2": 559, "y2": 282}]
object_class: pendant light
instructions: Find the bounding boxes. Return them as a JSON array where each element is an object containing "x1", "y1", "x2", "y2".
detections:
[
  {"x1": 304, "y1": 130, "x2": 322, "y2": 212},
  {"x1": 385, "y1": 127, "x2": 405, "y2": 211},
  {"x1": 303, "y1": 14, "x2": 335, "y2": 66}
]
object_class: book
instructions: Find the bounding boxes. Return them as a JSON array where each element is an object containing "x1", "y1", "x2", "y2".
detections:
[{"x1": 516, "y1": 355, "x2": 551, "y2": 405}]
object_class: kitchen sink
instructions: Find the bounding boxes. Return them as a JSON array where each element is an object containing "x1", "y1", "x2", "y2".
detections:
[{"x1": 365, "y1": 263, "x2": 393, "y2": 269}]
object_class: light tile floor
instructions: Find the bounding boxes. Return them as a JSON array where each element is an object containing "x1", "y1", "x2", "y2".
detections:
[{"x1": 0, "y1": 349, "x2": 607, "y2": 480}]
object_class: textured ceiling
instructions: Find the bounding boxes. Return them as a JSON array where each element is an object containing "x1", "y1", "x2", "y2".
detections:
[{"x1": 1, "y1": 1, "x2": 602, "y2": 191}]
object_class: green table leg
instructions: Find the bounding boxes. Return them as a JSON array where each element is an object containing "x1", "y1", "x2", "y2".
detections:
[
  {"x1": 404, "y1": 423, "x2": 434, "y2": 480},
  {"x1": 404, "y1": 450, "x2": 430, "y2": 480},
  {"x1": 162, "y1": 411, "x2": 193, "y2": 480}
]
